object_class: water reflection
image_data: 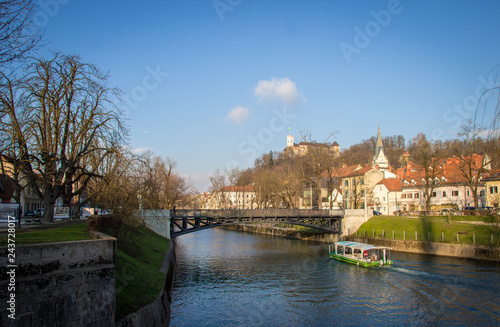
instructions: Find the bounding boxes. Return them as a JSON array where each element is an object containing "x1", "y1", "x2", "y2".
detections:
[{"x1": 171, "y1": 228, "x2": 500, "y2": 326}]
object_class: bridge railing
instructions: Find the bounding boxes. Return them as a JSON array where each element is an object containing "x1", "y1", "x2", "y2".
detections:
[{"x1": 172, "y1": 209, "x2": 344, "y2": 218}]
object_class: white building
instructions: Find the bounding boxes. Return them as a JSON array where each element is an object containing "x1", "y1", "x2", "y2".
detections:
[{"x1": 373, "y1": 179, "x2": 402, "y2": 215}]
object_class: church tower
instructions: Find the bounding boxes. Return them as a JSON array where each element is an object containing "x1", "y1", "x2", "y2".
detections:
[{"x1": 372, "y1": 123, "x2": 389, "y2": 171}]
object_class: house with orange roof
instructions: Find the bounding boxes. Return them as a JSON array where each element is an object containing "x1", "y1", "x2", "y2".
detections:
[
  {"x1": 394, "y1": 155, "x2": 488, "y2": 211},
  {"x1": 373, "y1": 179, "x2": 402, "y2": 215},
  {"x1": 341, "y1": 165, "x2": 384, "y2": 209}
]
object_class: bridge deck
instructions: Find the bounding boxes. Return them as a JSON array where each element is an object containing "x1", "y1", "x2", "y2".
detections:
[{"x1": 170, "y1": 209, "x2": 344, "y2": 238}]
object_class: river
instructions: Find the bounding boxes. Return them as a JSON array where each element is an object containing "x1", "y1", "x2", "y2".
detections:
[{"x1": 170, "y1": 228, "x2": 500, "y2": 326}]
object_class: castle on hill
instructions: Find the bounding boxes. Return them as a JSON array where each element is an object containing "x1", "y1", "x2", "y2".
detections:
[{"x1": 283, "y1": 134, "x2": 340, "y2": 158}]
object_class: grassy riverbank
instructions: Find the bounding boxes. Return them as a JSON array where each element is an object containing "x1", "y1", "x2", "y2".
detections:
[
  {"x1": 355, "y1": 216, "x2": 500, "y2": 246},
  {"x1": 0, "y1": 221, "x2": 90, "y2": 245},
  {"x1": 112, "y1": 224, "x2": 169, "y2": 320}
]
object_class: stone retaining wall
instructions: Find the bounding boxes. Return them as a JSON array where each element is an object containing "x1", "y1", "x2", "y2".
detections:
[
  {"x1": 345, "y1": 236, "x2": 500, "y2": 261},
  {"x1": 223, "y1": 224, "x2": 341, "y2": 243},
  {"x1": 0, "y1": 232, "x2": 116, "y2": 327}
]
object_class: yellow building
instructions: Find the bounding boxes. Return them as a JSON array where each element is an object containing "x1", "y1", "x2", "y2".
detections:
[{"x1": 483, "y1": 171, "x2": 500, "y2": 208}]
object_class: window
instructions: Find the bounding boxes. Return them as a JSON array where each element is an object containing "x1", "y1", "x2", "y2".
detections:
[
  {"x1": 402, "y1": 194, "x2": 406, "y2": 198},
  {"x1": 442, "y1": 191, "x2": 447, "y2": 197},
  {"x1": 467, "y1": 190, "x2": 470, "y2": 196},
  {"x1": 452, "y1": 191, "x2": 459, "y2": 196},
  {"x1": 408, "y1": 193, "x2": 413, "y2": 198},
  {"x1": 361, "y1": 190, "x2": 365, "y2": 197},
  {"x1": 345, "y1": 180, "x2": 349, "y2": 186},
  {"x1": 432, "y1": 192, "x2": 437, "y2": 197},
  {"x1": 360, "y1": 178, "x2": 364, "y2": 185},
  {"x1": 490, "y1": 186, "x2": 498, "y2": 194},
  {"x1": 414, "y1": 193, "x2": 420, "y2": 198},
  {"x1": 480, "y1": 190, "x2": 485, "y2": 197}
]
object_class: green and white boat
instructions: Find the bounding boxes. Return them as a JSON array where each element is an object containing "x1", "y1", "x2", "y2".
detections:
[{"x1": 329, "y1": 241, "x2": 393, "y2": 267}]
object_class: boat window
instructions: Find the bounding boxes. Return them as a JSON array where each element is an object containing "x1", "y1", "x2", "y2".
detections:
[
  {"x1": 345, "y1": 247, "x2": 352, "y2": 255},
  {"x1": 337, "y1": 246, "x2": 344, "y2": 255}
]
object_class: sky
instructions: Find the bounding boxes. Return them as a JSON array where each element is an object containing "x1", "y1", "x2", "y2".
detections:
[{"x1": 36, "y1": 0, "x2": 500, "y2": 191}]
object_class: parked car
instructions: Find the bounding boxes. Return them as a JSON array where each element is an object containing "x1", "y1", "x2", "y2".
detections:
[
  {"x1": 24, "y1": 210, "x2": 35, "y2": 223},
  {"x1": 25, "y1": 210, "x2": 41, "y2": 224},
  {"x1": 373, "y1": 210, "x2": 382, "y2": 216}
]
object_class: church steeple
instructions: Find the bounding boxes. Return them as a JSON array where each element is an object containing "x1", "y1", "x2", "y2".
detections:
[{"x1": 373, "y1": 122, "x2": 389, "y2": 171}]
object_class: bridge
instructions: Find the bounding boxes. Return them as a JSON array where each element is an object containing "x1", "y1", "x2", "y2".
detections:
[{"x1": 169, "y1": 209, "x2": 344, "y2": 238}]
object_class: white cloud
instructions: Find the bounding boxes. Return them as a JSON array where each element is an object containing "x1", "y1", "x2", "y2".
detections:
[
  {"x1": 225, "y1": 106, "x2": 250, "y2": 125},
  {"x1": 142, "y1": 130, "x2": 158, "y2": 134},
  {"x1": 254, "y1": 77, "x2": 304, "y2": 106},
  {"x1": 131, "y1": 147, "x2": 151, "y2": 154}
]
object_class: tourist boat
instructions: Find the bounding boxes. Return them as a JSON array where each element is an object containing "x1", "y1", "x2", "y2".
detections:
[{"x1": 329, "y1": 241, "x2": 393, "y2": 267}]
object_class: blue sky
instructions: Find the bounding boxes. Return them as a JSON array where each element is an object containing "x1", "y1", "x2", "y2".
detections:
[{"x1": 38, "y1": 0, "x2": 500, "y2": 191}]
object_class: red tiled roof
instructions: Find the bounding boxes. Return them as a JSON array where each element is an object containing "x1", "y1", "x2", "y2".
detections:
[
  {"x1": 398, "y1": 155, "x2": 490, "y2": 186},
  {"x1": 376, "y1": 178, "x2": 402, "y2": 192},
  {"x1": 344, "y1": 165, "x2": 373, "y2": 178},
  {"x1": 326, "y1": 164, "x2": 361, "y2": 178}
]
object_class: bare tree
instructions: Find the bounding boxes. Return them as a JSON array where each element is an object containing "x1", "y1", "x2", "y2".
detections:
[
  {"x1": 455, "y1": 120, "x2": 494, "y2": 209},
  {"x1": 0, "y1": 54, "x2": 126, "y2": 222},
  {"x1": 209, "y1": 169, "x2": 227, "y2": 209},
  {"x1": 0, "y1": 0, "x2": 43, "y2": 67},
  {"x1": 409, "y1": 133, "x2": 444, "y2": 211}
]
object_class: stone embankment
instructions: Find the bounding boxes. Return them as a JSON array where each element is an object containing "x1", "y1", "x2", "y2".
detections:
[
  {"x1": 344, "y1": 236, "x2": 500, "y2": 261},
  {"x1": 224, "y1": 223, "x2": 500, "y2": 262},
  {"x1": 223, "y1": 223, "x2": 341, "y2": 243}
]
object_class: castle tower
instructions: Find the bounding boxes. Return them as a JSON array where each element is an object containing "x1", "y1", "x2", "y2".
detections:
[
  {"x1": 373, "y1": 123, "x2": 389, "y2": 171},
  {"x1": 287, "y1": 135, "x2": 294, "y2": 147}
]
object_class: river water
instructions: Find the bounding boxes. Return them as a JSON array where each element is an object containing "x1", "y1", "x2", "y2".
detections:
[{"x1": 170, "y1": 228, "x2": 500, "y2": 326}]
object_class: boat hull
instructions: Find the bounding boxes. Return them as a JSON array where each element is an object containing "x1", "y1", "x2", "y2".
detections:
[{"x1": 329, "y1": 253, "x2": 390, "y2": 267}]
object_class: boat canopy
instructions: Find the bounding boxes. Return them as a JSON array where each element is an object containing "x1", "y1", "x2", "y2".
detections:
[{"x1": 334, "y1": 241, "x2": 390, "y2": 251}]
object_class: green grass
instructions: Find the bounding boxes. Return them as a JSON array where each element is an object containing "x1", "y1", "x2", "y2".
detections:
[
  {"x1": 0, "y1": 221, "x2": 90, "y2": 245},
  {"x1": 356, "y1": 216, "x2": 500, "y2": 246},
  {"x1": 113, "y1": 225, "x2": 169, "y2": 320}
]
